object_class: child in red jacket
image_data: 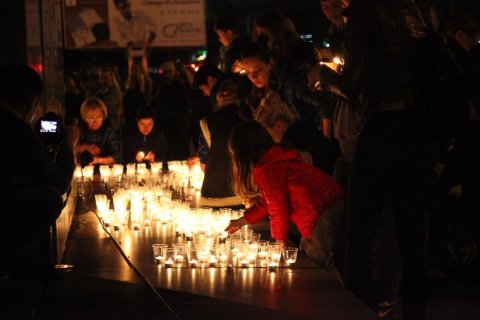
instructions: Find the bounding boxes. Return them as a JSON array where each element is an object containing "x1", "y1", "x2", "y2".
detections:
[{"x1": 225, "y1": 121, "x2": 344, "y2": 267}]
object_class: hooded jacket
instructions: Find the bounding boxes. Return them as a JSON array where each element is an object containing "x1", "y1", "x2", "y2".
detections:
[{"x1": 244, "y1": 145, "x2": 343, "y2": 240}]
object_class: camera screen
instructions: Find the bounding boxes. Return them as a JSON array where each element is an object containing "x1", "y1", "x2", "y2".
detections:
[{"x1": 39, "y1": 120, "x2": 58, "y2": 133}]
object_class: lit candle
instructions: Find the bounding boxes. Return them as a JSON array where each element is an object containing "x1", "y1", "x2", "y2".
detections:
[
  {"x1": 209, "y1": 256, "x2": 217, "y2": 267},
  {"x1": 189, "y1": 259, "x2": 198, "y2": 268},
  {"x1": 268, "y1": 262, "x2": 278, "y2": 271},
  {"x1": 285, "y1": 259, "x2": 296, "y2": 267},
  {"x1": 272, "y1": 253, "x2": 281, "y2": 260},
  {"x1": 155, "y1": 256, "x2": 164, "y2": 265},
  {"x1": 165, "y1": 259, "x2": 174, "y2": 268},
  {"x1": 138, "y1": 151, "x2": 145, "y2": 160},
  {"x1": 175, "y1": 254, "x2": 185, "y2": 263},
  {"x1": 240, "y1": 259, "x2": 249, "y2": 268}
]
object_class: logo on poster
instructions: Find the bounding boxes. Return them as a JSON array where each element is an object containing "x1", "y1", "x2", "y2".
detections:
[{"x1": 163, "y1": 22, "x2": 200, "y2": 38}]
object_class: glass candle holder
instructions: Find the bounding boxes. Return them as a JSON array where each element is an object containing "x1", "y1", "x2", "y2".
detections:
[
  {"x1": 187, "y1": 248, "x2": 199, "y2": 268},
  {"x1": 152, "y1": 244, "x2": 168, "y2": 265},
  {"x1": 173, "y1": 243, "x2": 187, "y2": 266},
  {"x1": 283, "y1": 247, "x2": 298, "y2": 267}
]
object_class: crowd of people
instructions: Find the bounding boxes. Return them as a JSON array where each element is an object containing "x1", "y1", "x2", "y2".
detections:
[{"x1": 1, "y1": 1, "x2": 480, "y2": 319}]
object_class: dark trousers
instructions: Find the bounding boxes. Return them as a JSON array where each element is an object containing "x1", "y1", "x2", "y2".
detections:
[{"x1": 345, "y1": 110, "x2": 436, "y2": 320}]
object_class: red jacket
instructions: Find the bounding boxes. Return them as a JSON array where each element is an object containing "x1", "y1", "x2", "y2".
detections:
[{"x1": 244, "y1": 145, "x2": 343, "y2": 240}]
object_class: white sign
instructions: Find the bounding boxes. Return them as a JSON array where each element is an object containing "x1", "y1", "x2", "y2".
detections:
[{"x1": 107, "y1": 0, "x2": 206, "y2": 47}]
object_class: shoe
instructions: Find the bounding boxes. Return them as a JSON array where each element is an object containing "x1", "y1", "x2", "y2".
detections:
[{"x1": 378, "y1": 300, "x2": 399, "y2": 319}]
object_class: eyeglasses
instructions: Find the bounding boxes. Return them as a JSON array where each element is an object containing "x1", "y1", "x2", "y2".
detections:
[{"x1": 86, "y1": 116, "x2": 103, "y2": 122}]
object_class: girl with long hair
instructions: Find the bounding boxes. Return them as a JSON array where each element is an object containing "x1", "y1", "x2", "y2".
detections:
[{"x1": 226, "y1": 121, "x2": 343, "y2": 267}]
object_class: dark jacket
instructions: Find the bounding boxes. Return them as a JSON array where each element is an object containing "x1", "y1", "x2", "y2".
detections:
[
  {"x1": 199, "y1": 103, "x2": 243, "y2": 207},
  {"x1": 275, "y1": 69, "x2": 334, "y2": 122},
  {"x1": 0, "y1": 108, "x2": 75, "y2": 196},
  {"x1": 318, "y1": 0, "x2": 430, "y2": 107},
  {"x1": 283, "y1": 119, "x2": 334, "y2": 175},
  {"x1": 78, "y1": 118, "x2": 123, "y2": 167},
  {"x1": 123, "y1": 127, "x2": 168, "y2": 165}
]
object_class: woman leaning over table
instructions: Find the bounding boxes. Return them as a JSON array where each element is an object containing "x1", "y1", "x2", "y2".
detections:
[{"x1": 75, "y1": 97, "x2": 123, "y2": 167}]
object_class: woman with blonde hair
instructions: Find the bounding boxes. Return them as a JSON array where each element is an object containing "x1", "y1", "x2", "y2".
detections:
[{"x1": 75, "y1": 97, "x2": 123, "y2": 166}]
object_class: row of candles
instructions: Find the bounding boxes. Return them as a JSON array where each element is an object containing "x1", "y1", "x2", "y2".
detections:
[
  {"x1": 152, "y1": 233, "x2": 299, "y2": 270},
  {"x1": 75, "y1": 161, "x2": 204, "y2": 191}
]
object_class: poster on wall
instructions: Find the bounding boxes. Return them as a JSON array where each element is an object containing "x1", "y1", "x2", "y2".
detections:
[{"x1": 63, "y1": 0, "x2": 206, "y2": 48}]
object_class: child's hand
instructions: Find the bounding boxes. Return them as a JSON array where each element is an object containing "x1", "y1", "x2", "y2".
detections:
[
  {"x1": 225, "y1": 217, "x2": 248, "y2": 234},
  {"x1": 242, "y1": 196, "x2": 259, "y2": 209}
]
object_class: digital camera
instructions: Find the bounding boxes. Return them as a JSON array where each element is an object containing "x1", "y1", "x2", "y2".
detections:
[{"x1": 36, "y1": 112, "x2": 62, "y2": 157}]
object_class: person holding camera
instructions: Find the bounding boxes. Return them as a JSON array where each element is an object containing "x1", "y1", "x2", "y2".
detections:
[
  {"x1": 0, "y1": 64, "x2": 79, "y2": 278},
  {"x1": 75, "y1": 97, "x2": 123, "y2": 167}
]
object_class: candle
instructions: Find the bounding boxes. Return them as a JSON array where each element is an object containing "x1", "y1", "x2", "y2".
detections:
[
  {"x1": 155, "y1": 256, "x2": 164, "y2": 265},
  {"x1": 268, "y1": 263, "x2": 278, "y2": 271},
  {"x1": 285, "y1": 259, "x2": 296, "y2": 267},
  {"x1": 240, "y1": 259, "x2": 249, "y2": 268},
  {"x1": 175, "y1": 254, "x2": 185, "y2": 263},
  {"x1": 189, "y1": 259, "x2": 198, "y2": 268},
  {"x1": 258, "y1": 251, "x2": 267, "y2": 259},
  {"x1": 165, "y1": 259, "x2": 174, "y2": 268},
  {"x1": 209, "y1": 256, "x2": 217, "y2": 268}
]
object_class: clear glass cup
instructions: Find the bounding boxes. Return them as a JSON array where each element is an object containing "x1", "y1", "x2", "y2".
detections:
[
  {"x1": 283, "y1": 247, "x2": 299, "y2": 267},
  {"x1": 173, "y1": 243, "x2": 187, "y2": 265},
  {"x1": 78, "y1": 177, "x2": 93, "y2": 213},
  {"x1": 152, "y1": 244, "x2": 168, "y2": 265}
]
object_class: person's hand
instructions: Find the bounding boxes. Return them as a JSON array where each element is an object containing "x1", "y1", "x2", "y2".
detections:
[
  {"x1": 89, "y1": 156, "x2": 102, "y2": 165},
  {"x1": 135, "y1": 151, "x2": 145, "y2": 162},
  {"x1": 186, "y1": 156, "x2": 200, "y2": 169},
  {"x1": 298, "y1": 151, "x2": 313, "y2": 165},
  {"x1": 225, "y1": 217, "x2": 248, "y2": 234},
  {"x1": 145, "y1": 151, "x2": 155, "y2": 163},
  {"x1": 242, "y1": 197, "x2": 258, "y2": 209},
  {"x1": 308, "y1": 64, "x2": 323, "y2": 90},
  {"x1": 86, "y1": 143, "x2": 101, "y2": 156}
]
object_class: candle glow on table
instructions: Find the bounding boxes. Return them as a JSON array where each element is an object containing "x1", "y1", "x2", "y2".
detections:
[{"x1": 92, "y1": 162, "x2": 311, "y2": 271}]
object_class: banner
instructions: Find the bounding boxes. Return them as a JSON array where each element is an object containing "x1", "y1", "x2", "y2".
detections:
[{"x1": 63, "y1": 0, "x2": 206, "y2": 48}]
